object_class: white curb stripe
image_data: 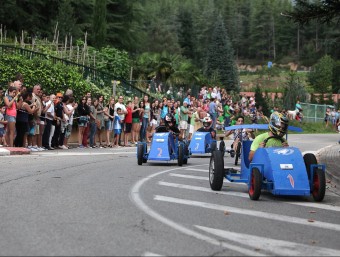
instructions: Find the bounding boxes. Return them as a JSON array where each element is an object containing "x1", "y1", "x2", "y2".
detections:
[
  {"x1": 154, "y1": 195, "x2": 340, "y2": 232},
  {"x1": 196, "y1": 225, "x2": 340, "y2": 256}
]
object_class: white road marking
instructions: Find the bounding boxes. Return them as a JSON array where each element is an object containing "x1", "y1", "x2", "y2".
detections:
[
  {"x1": 195, "y1": 225, "x2": 340, "y2": 256},
  {"x1": 142, "y1": 252, "x2": 164, "y2": 256},
  {"x1": 31, "y1": 151, "x2": 135, "y2": 156},
  {"x1": 184, "y1": 168, "x2": 209, "y2": 172},
  {"x1": 285, "y1": 201, "x2": 340, "y2": 212},
  {"x1": 169, "y1": 173, "x2": 209, "y2": 180},
  {"x1": 130, "y1": 165, "x2": 265, "y2": 256},
  {"x1": 158, "y1": 181, "x2": 248, "y2": 198},
  {"x1": 154, "y1": 195, "x2": 340, "y2": 232},
  {"x1": 158, "y1": 181, "x2": 340, "y2": 212}
]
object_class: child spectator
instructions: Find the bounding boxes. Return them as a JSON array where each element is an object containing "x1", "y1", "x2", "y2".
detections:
[
  {"x1": 4, "y1": 86, "x2": 18, "y2": 147},
  {"x1": 0, "y1": 105, "x2": 8, "y2": 146},
  {"x1": 113, "y1": 107, "x2": 122, "y2": 147}
]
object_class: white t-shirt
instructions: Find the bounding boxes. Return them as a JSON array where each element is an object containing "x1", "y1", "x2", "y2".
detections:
[
  {"x1": 45, "y1": 100, "x2": 55, "y2": 121},
  {"x1": 114, "y1": 102, "x2": 127, "y2": 121},
  {"x1": 66, "y1": 104, "x2": 75, "y2": 125},
  {"x1": 0, "y1": 113, "x2": 4, "y2": 128}
]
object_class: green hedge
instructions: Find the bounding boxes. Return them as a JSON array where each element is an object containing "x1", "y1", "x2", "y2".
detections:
[{"x1": 0, "y1": 54, "x2": 111, "y2": 100}]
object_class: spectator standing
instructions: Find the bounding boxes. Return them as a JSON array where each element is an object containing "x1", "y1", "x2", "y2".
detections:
[
  {"x1": 113, "y1": 108, "x2": 122, "y2": 147},
  {"x1": 124, "y1": 100, "x2": 133, "y2": 146},
  {"x1": 0, "y1": 105, "x2": 7, "y2": 146},
  {"x1": 4, "y1": 86, "x2": 18, "y2": 147},
  {"x1": 63, "y1": 96, "x2": 76, "y2": 149},
  {"x1": 141, "y1": 95, "x2": 151, "y2": 142},
  {"x1": 77, "y1": 96, "x2": 90, "y2": 148},
  {"x1": 209, "y1": 97, "x2": 217, "y2": 129},
  {"x1": 179, "y1": 101, "x2": 189, "y2": 139},
  {"x1": 104, "y1": 97, "x2": 115, "y2": 147},
  {"x1": 51, "y1": 93, "x2": 64, "y2": 149},
  {"x1": 96, "y1": 95, "x2": 105, "y2": 147},
  {"x1": 131, "y1": 96, "x2": 141, "y2": 145},
  {"x1": 42, "y1": 94, "x2": 55, "y2": 149},
  {"x1": 114, "y1": 95, "x2": 127, "y2": 146},
  {"x1": 89, "y1": 98, "x2": 98, "y2": 148}
]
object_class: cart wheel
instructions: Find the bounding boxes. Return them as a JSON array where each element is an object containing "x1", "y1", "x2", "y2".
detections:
[
  {"x1": 183, "y1": 143, "x2": 189, "y2": 164},
  {"x1": 211, "y1": 141, "x2": 217, "y2": 151},
  {"x1": 249, "y1": 168, "x2": 262, "y2": 200},
  {"x1": 303, "y1": 153, "x2": 317, "y2": 180},
  {"x1": 137, "y1": 144, "x2": 144, "y2": 166},
  {"x1": 219, "y1": 140, "x2": 225, "y2": 156},
  {"x1": 312, "y1": 169, "x2": 326, "y2": 202},
  {"x1": 234, "y1": 141, "x2": 241, "y2": 166},
  {"x1": 209, "y1": 150, "x2": 224, "y2": 191},
  {"x1": 178, "y1": 143, "x2": 184, "y2": 166},
  {"x1": 142, "y1": 145, "x2": 148, "y2": 163}
]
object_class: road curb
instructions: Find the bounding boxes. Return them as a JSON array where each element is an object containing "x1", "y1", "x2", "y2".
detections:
[{"x1": 0, "y1": 147, "x2": 31, "y2": 156}]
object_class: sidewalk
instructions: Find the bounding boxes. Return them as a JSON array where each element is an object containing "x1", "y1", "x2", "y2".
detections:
[
  {"x1": 317, "y1": 143, "x2": 340, "y2": 195},
  {"x1": 0, "y1": 147, "x2": 31, "y2": 156}
]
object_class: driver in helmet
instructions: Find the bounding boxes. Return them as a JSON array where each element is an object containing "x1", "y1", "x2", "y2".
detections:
[
  {"x1": 248, "y1": 111, "x2": 289, "y2": 162},
  {"x1": 197, "y1": 116, "x2": 216, "y2": 139},
  {"x1": 155, "y1": 113, "x2": 180, "y2": 135}
]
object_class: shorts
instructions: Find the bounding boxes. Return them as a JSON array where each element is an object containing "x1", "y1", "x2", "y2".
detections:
[
  {"x1": 114, "y1": 129, "x2": 121, "y2": 135},
  {"x1": 189, "y1": 124, "x2": 194, "y2": 134},
  {"x1": 132, "y1": 118, "x2": 140, "y2": 123},
  {"x1": 124, "y1": 123, "x2": 132, "y2": 133},
  {"x1": 105, "y1": 120, "x2": 114, "y2": 131},
  {"x1": 28, "y1": 124, "x2": 35, "y2": 136},
  {"x1": 78, "y1": 116, "x2": 88, "y2": 127},
  {"x1": 179, "y1": 120, "x2": 188, "y2": 130},
  {"x1": 35, "y1": 124, "x2": 40, "y2": 135},
  {"x1": 0, "y1": 127, "x2": 4, "y2": 137},
  {"x1": 5, "y1": 115, "x2": 16, "y2": 123},
  {"x1": 65, "y1": 124, "x2": 72, "y2": 138}
]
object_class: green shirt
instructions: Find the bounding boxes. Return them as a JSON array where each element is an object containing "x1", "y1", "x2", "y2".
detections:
[
  {"x1": 223, "y1": 105, "x2": 231, "y2": 118},
  {"x1": 250, "y1": 132, "x2": 287, "y2": 152},
  {"x1": 180, "y1": 106, "x2": 188, "y2": 122}
]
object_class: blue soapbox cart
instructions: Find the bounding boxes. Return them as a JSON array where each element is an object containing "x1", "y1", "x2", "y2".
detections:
[
  {"x1": 188, "y1": 132, "x2": 225, "y2": 155},
  {"x1": 137, "y1": 132, "x2": 190, "y2": 166},
  {"x1": 209, "y1": 124, "x2": 326, "y2": 201}
]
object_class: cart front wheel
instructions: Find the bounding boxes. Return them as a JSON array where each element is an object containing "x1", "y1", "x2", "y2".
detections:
[
  {"x1": 137, "y1": 144, "x2": 144, "y2": 165},
  {"x1": 178, "y1": 143, "x2": 184, "y2": 166},
  {"x1": 249, "y1": 168, "x2": 262, "y2": 200},
  {"x1": 209, "y1": 150, "x2": 224, "y2": 191},
  {"x1": 312, "y1": 169, "x2": 326, "y2": 202}
]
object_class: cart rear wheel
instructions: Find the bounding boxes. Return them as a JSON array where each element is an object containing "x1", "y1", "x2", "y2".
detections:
[
  {"x1": 303, "y1": 153, "x2": 317, "y2": 180},
  {"x1": 209, "y1": 150, "x2": 224, "y2": 191},
  {"x1": 249, "y1": 168, "x2": 262, "y2": 200},
  {"x1": 178, "y1": 143, "x2": 184, "y2": 166},
  {"x1": 142, "y1": 145, "x2": 148, "y2": 163},
  {"x1": 211, "y1": 141, "x2": 217, "y2": 151},
  {"x1": 137, "y1": 144, "x2": 144, "y2": 165},
  {"x1": 234, "y1": 141, "x2": 241, "y2": 166},
  {"x1": 219, "y1": 140, "x2": 225, "y2": 156},
  {"x1": 312, "y1": 169, "x2": 326, "y2": 202},
  {"x1": 183, "y1": 143, "x2": 189, "y2": 164}
]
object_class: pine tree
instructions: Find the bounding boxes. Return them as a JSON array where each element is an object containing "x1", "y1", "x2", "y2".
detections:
[
  {"x1": 177, "y1": 10, "x2": 195, "y2": 60},
  {"x1": 55, "y1": 0, "x2": 77, "y2": 39},
  {"x1": 204, "y1": 15, "x2": 239, "y2": 92},
  {"x1": 283, "y1": 72, "x2": 308, "y2": 110},
  {"x1": 92, "y1": 0, "x2": 107, "y2": 48},
  {"x1": 254, "y1": 84, "x2": 270, "y2": 116}
]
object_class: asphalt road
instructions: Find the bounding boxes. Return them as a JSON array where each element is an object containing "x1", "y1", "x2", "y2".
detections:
[{"x1": 0, "y1": 134, "x2": 339, "y2": 256}]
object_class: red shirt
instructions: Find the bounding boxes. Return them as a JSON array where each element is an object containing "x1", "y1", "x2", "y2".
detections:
[{"x1": 125, "y1": 107, "x2": 132, "y2": 123}]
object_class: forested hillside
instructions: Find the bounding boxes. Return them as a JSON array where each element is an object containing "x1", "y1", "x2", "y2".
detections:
[{"x1": 0, "y1": 0, "x2": 339, "y2": 97}]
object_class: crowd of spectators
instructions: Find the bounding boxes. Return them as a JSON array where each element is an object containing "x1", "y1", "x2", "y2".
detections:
[{"x1": 1, "y1": 74, "x2": 339, "y2": 150}]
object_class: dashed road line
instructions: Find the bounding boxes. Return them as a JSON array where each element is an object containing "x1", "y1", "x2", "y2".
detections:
[
  {"x1": 195, "y1": 225, "x2": 340, "y2": 256},
  {"x1": 154, "y1": 195, "x2": 340, "y2": 232}
]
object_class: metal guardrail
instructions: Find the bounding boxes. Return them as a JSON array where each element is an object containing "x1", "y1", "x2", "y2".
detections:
[{"x1": 0, "y1": 44, "x2": 149, "y2": 98}]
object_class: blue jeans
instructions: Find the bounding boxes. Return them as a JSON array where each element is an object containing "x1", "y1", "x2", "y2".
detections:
[
  {"x1": 140, "y1": 117, "x2": 149, "y2": 141},
  {"x1": 224, "y1": 116, "x2": 231, "y2": 128},
  {"x1": 89, "y1": 121, "x2": 97, "y2": 146},
  {"x1": 210, "y1": 113, "x2": 217, "y2": 129}
]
